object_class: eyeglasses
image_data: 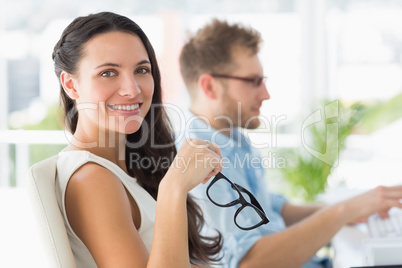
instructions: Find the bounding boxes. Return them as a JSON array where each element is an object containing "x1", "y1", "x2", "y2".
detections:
[
  {"x1": 206, "y1": 172, "x2": 269, "y2": 231},
  {"x1": 211, "y1": 73, "x2": 267, "y2": 87}
]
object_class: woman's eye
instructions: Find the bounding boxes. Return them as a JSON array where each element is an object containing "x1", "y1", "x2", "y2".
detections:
[
  {"x1": 135, "y1": 67, "x2": 149, "y2": 74},
  {"x1": 101, "y1": 70, "x2": 116, "y2": 77}
]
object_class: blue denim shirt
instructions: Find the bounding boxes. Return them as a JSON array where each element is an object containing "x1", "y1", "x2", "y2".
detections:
[{"x1": 175, "y1": 112, "x2": 331, "y2": 268}]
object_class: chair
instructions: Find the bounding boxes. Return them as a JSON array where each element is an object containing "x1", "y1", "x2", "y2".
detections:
[{"x1": 26, "y1": 155, "x2": 77, "y2": 268}]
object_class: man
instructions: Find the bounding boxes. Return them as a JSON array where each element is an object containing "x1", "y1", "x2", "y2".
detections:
[{"x1": 176, "y1": 19, "x2": 402, "y2": 268}]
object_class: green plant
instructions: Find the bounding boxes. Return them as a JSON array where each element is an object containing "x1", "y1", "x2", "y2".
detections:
[
  {"x1": 357, "y1": 92, "x2": 402, "y2": 134},
  {"x1": 23, "y1": 103, "x2": 63, "y2": 131},
  {"x1": 280, "y1": 100, "x2": 368, "y2": 201}
]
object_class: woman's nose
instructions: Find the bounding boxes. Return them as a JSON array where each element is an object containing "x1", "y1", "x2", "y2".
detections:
[{"x1": 119, "y1": 75, "x2": 141, "y2": 97}]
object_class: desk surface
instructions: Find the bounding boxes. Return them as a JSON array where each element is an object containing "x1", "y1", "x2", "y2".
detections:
[
  {"x1": 332, "y1": 224, "x2": 371, "y2": 268},
  {"x1": 318, "y1": 187, "x2": 371, "y2": 268}
]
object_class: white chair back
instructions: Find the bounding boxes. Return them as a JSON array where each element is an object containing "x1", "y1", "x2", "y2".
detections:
[{"x1": 26, "y1": 155, "x2": 77, "y2": 268}]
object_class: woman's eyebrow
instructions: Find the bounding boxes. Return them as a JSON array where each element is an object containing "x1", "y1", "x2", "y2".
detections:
[
  {"x1": 95, "y1": 60, "x2": 150, "y2": 70},
  {"x1": 94, "y1": 62, "x2": 121, "y2": 69},
  {"x1": 137, "y1": 60, "x2": 151, "y2": 66}
]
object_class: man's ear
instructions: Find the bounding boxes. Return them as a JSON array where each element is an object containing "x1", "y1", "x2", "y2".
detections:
[
  {"x1": 60, "y1": 71, "x2": 79, "y2": 99},
  {"x1": 198, "y1": 73, "x2": 220, "y2": 99}
]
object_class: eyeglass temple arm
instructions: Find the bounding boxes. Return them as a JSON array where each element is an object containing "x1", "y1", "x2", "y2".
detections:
[{"x1": 232, "y1": 183, "x2": 266, "y2": 213}]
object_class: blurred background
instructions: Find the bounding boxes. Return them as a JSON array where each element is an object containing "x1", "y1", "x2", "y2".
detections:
[{"x1": 1, "y1": 0, "x2": 402, "y2": 266}]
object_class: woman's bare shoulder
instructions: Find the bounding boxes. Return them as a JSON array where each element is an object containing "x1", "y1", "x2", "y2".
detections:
[{"x1": 66, "y1": 161, "x2": 128, "y2": 204}]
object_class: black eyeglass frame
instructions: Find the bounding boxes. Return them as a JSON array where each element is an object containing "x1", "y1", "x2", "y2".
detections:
[
  {"x1": 206, "y1": 172, "x2": 269, "y2": 231},
  {"x1": 211, "y1": 73, "x2": 267, "y2": 87}
]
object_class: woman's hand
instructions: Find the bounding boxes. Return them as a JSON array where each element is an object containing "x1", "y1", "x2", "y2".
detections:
[
  {"x1": 164, "y1": 139, "x2": 222, "y2": 193},
  {"x1": 151, "y1": 139, "x2": 222, "y2": 267}
]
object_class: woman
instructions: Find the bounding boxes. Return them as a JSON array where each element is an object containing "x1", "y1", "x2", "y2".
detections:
[{"x1": 53, "y1": 11, "x2": 222, "y2": 267}]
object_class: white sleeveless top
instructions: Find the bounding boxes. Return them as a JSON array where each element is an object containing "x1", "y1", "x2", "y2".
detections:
[{"x1": 55, "y1": 150, "x2": 156, "y2": 267}]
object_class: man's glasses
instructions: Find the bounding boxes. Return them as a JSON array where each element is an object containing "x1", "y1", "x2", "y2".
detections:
[
  {"x1": 211, "y1": 73, "x2": 267, "y2": 87},
  {"x1": 206, "y1": 172, "x2": 269, "y2": 231}
]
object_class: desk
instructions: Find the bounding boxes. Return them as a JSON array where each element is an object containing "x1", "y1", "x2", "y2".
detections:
[
  {"x1": 332, "y1": 224, "x2": 371, "y2": 268},
  {"x1": 318, "y1": 187, "x2": 371, "y2": 267}
]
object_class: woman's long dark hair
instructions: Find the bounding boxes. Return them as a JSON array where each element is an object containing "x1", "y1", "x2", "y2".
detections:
[{"x1": 52, "y1": 11, "x2": 222, "y2": 265}]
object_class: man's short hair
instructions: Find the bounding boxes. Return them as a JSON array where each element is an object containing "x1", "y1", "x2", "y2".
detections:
[{"x1": 179, "y1": 19, "x2": 262, "y2": 95}]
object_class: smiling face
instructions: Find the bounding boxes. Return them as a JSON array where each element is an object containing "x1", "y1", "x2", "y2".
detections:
[{"x1": 63, "y1": 31, "x2": 154, "y2": 136}]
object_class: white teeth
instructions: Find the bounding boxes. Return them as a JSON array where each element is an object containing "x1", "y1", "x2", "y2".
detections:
[{"x1": 109, "y1": 104, "x2": 140, "y2": 111}]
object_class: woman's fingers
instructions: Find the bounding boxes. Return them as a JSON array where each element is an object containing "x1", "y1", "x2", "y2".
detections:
[
  {"x1": 170, "y1": 139, "x2": 222, "y2": 190},
  {"x1": 206, "y1": 141, "x2": 223, "y2": 160},
  {"x1": 185, "y1": 139, "x2": 223, "y2": 172}
]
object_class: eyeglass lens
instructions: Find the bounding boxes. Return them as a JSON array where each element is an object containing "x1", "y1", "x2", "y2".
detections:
[
  {"x1": 211, "y1": 73, "x2": 266, "y2": 87},
  {"x1": 235, "y1": 205, "x2": 267, "y2": 230},
  {"x1": 207, "y1": 177, "x2": 241, "y2": 206},
  {"x1": 253, "y1": 77, "x2": 263, "y2": 87},
  {"x1": 207, "y1": 173, "x2": 269, "y2": 230}
]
